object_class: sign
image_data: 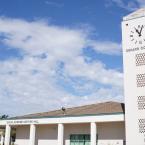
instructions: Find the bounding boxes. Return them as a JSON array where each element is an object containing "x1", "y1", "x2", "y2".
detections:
[
  {"x1": 7, "y1": 120, "x2": 39, "y2": 125},
  {"x1": 122, "y1": 8, "x2": 145, "y2": 145}
]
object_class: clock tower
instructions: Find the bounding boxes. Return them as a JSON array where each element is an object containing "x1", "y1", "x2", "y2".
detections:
[{"x1": 122, "y1": 8, "x2": 145, "y2": 145}]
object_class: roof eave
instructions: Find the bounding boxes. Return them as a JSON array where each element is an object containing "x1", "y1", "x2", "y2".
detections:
[{"x1": 123, "y1": 8, "x2": 145, "y2": 21}]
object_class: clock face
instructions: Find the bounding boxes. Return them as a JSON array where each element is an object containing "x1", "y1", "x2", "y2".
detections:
[{"x1": 130, "y1": 25, "x2": 145, "y2": 45}]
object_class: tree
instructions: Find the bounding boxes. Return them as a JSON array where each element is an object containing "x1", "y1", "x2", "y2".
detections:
[{"x1": 0, "y1": 115, "x2": 9, "y2": 119}]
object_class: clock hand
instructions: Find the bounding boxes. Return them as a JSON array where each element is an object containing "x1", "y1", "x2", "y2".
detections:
[
  {"x1": 139, "y1": 25, "x2": 144, "y2": 36},
  {"x1": 134, "y1": 27, "x2": 140, "y2": 35}
]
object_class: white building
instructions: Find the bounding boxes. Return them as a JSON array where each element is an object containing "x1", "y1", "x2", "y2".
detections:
[{"x1": 0, "y1": 101, "x2": 125, "y2": 145}]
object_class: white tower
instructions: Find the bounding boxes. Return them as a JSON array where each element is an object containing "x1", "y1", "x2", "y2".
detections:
[{"x1": 122, "y1": 8, "x2": 145, "y2": 145}]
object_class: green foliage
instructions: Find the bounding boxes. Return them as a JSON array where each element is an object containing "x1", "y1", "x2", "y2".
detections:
[{"x1": 0, "y1": 114, "x2": 9, "y2": 119}]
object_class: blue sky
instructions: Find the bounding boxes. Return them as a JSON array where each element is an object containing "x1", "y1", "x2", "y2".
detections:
[{"x1": 0, "y1": 0, "x2": 144, "y2": 116}]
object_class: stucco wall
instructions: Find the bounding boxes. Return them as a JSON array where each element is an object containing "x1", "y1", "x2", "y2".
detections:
[
  {"x1": 15, "y1": 125, "x2": 30, "y2": 145},
  {"x1": 15, "y1": 122, "x2": 125, "y2": 145},
  {"x1": 97, "y1": 122, "x2": 125, "y2": 145},
  {"x1": 36, "y1": 124, "x2": 57, "y2": 145},
  {"x1": 64, "y1": 122, "x2": 125, "y2": 145}
]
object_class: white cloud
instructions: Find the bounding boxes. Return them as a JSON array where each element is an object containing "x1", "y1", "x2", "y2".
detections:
[
  {"x1": 64, "y1": 56, "x2": 123, "y2": 87},
  {"x1": 45, "y1": 1, "x2": 64, "y2": 7},
  {"x1": 88, "y1": 40, "x2": 122, "y2": 55},
  {"x1": 108, "y1": 0, "x2": 145, "y2": 11},
  {"x1": 0, "y1": 18, "x2": 86, "y2": 59},
  {"x1": 0, "y1": 17, "x2": 123, "y2": 116}
]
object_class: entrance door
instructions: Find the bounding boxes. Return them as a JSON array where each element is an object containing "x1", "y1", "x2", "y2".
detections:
[{"x1": 70, "y1": 134, "x2": 90, "y2": 145}]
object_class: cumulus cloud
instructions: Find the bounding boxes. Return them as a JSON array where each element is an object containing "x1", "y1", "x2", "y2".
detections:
[
  {"x1": 64, "y1": 56, "x2": 122, "y2": 87},
  {"x1": 88, "y1": 40, "x2": 122, "y2": 55},
  {"x1": 0, "y1": 17, "x2": 123, "y2": 116}
]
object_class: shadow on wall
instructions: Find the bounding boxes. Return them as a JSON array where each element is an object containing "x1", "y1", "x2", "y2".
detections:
[
  {"x1": 15, "y1": 125, "x2": 30, "y2": 139},
  {"x1": 35, "y1": 124, "x2": 58, "y2": 145},
  {"x1": 97, "y1": 122, "x2": 125, "y2": 140}
]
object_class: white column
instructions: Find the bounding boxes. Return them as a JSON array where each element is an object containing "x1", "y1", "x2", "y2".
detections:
[
  {"x1": 91, "y1": 122, "x2": 97, "y2": 145},
  {"x1": 58, "y1": 123, "x2": 64, "y2": 145},
  {"x1": 29, "y1": 124, "x2": 36, "y2": 145},
  {"x1": 1, "y1": 134, "x2": 4, "y2": 145},
  {"x1": 4, "y1": 125, "x2": 11, "y2": 145}
]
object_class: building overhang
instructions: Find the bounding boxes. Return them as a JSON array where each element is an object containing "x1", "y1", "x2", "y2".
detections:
[{"x1": 0, "y1": 113, "x2": 125, "y2": 126}]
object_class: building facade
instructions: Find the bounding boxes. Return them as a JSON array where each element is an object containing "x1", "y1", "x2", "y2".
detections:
[{"x1": 0, "y1": 102, "x2": 125, "y2": 145}]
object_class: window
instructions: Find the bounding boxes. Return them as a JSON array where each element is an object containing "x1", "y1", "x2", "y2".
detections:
[{"x1": 70, "y1": 134, "x2": 90, "y2": 145}]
